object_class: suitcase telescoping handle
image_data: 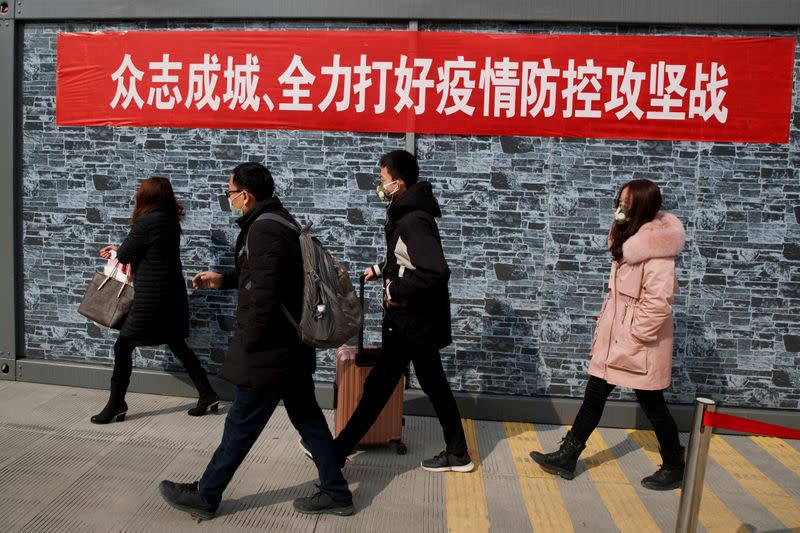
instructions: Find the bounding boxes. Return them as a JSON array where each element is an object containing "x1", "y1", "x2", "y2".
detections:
[
  {"x1": 355, "y1": 274, "x2": 382, "y2": 367},
  {"x1": 358, "y1": 273, "x2": 367, "y2": 355}
]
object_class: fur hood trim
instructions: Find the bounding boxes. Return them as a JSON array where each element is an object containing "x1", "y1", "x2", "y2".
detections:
[{"x1": 621, "y1": 211, "x2": 685, "y2": 265}]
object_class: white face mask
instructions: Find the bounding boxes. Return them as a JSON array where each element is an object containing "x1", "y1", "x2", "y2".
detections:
[{"x1": 228, "y1": 191, "x2": 245, "y2": 217}]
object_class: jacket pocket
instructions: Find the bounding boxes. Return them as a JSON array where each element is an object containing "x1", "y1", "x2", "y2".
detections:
[
  {"x1": 606, "y1": 332, "x2": 648, "y2": 374},
  {"x1": 590, "y1": 296, "x2": 611, "y2": 350}
]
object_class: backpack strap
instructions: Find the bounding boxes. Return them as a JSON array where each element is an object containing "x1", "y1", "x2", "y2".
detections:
[
  {"x1": 242, "y1": 212, "x2": 304, "y2": 330},
  {"x1": 242, "y1": 212, "x2": 300, "y2": 257}
]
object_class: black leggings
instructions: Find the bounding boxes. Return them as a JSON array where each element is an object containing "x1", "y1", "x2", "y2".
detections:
[
  {"x1": 570, "y1": 375, "x2": 681, "y2": 452},
  {"x1": 110, "y1": 335, "x2": 206, "y2": 388}
]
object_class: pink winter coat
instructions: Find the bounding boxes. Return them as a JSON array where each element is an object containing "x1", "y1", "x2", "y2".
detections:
[{"x1": 588, "y1": 212, "x2": 685, "y2": 390}]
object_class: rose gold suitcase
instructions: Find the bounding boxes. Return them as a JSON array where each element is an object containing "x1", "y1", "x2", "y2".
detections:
[{"x1": 332, "y1": 275, "x2": 407, "y2": 454}]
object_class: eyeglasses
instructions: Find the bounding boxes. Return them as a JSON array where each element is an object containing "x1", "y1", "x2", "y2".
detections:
[{"x1": 225, "y1": 189, "x2": 246, "y2": 198}]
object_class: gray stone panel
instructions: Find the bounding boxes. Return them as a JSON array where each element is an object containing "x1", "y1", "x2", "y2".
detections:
[{"x1": 20, "y1": 21, "x2": 800, "y2": 409}]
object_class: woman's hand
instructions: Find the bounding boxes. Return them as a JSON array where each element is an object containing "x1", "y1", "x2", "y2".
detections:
[
  {"x1": 99, "y1": 245, "x2": 118, "y2": 259},
  {"x1": 192, "y1": 271, "x2": 223, "y2": 290},
  {"x1": 363, "y1": 266, "x2": 377, "y2": 282}
]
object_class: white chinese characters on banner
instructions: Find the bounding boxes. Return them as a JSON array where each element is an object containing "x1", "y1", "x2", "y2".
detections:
[
  {"x1": 689, "y1": 62, "x2": 728, "y2": 122},
  {"x1": 562, "y1": 59, "x2": 603, "y2": 119},
  {"x1": 110, "y1": 54, "x2": 145, "y2": 110},
  {"x1": 185, "y1": 53, "x2": 221, "y2": 111},
  {"x1": 147, "y1": 54, "x2": 182, "y2": 110},
  {"x1": 107, "y1": 53, "x2": 729, "y2": 124},
  {"x1": 605, "y1": 61, "x2": 646, "y2": 120},
  {"x1": 520, "y1": 59, "x2": 560, "y2": 118},
  {"x1": 436, "y1": 56, "x2": 477, "y2": 116},
  {"x1": 277, "y1": 55, "x2": 315, "y2": 111},
  {"x1": 479, "y1": 57, "x2": 520, "y2": 118}
]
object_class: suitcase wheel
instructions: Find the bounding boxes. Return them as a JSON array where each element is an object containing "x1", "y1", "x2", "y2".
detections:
[{"x1": 395, "y1": 441, "x2": 408, "y2": 455}]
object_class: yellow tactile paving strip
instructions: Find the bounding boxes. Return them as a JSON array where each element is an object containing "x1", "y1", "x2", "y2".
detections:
[
  {"x1": 444, "y1": 422, "x2": 799, "y2": 533},
  {"x1": 628, "y1": 429, "x2": 744, "y2": 533},
  {"x1": 581, "y1": 429, "x2": 661, "y2": 532},
  {"x1": 445, "y1": 418, "x2": 490, "y2": 533},
  {"x1": 751, "y1": 435, "x2": 800, "y2": 478},
  {"x1": 710, "y1": 435, "x2": 800, "y2": 530},
  {"x1": 504, "y1": 421, "x2": 574, "y2": 533}
]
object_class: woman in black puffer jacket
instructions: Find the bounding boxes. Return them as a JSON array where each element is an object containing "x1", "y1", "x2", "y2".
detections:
[{"x1": 91, "y1": 177, "x2": 218, "y2": 424}]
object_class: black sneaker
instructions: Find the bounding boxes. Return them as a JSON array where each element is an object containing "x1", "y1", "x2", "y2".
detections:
[
  {"x1": 293, "y1": 491, "x2": 354, "y2": 516},
  {"x1": 159, "y1": 480, "x2": 216, "y2": 521},
  {"x1": 421, "y1": 450, "x2": 475, "y2": 473}
]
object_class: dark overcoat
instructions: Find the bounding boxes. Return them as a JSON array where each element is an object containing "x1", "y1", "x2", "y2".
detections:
[
  {"x1": 116, "y1": 209, "x2": 190, "y2": 345},
  {"x1": 218, "y1": 197, "x2": 315, "y2": 389}
]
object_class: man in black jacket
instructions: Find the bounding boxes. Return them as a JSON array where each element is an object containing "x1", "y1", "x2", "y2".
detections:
[
  {"x1": 304, "y1": 150, "x2": 473, "y2": 473},
  {"x1": 159, "y1": 162, "x2": 353, "y2": 519}
]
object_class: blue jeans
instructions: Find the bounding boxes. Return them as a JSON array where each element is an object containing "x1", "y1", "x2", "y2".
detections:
[{"x1": 198, "y1": 376, "x2": 352, "y2": 508}]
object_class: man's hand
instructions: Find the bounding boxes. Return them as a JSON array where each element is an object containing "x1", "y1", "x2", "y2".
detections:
[
  {"x1": 363, "y1": 266, "x2": 377, "y2": 282},
  {"x1": 192, "y1": 271, "x2": 224, "y2": 290},
  {"x1": 383, "y1": 279, "x2": 406, "y2": 308}
]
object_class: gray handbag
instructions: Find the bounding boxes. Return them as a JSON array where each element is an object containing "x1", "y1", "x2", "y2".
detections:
[{"x1": 78, "y1": 268, "x2": 134, "y2": 330}]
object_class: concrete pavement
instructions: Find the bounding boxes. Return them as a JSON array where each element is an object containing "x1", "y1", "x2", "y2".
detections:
[{"x1": 0, "y1": 381, "x2": 798, "y2": 532}]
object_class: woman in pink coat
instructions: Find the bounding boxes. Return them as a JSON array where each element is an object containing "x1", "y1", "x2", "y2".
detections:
[{"x1": 531, "y1": 179, "x2": 686, "y2": 491}]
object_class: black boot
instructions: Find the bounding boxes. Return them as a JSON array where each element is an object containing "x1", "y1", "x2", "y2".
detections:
[
  {"x1": 186, "y1": 370, "x2": 219, "y2": 417},
  {"x1": 529, "y1": 430, "x2": 586, "y2": 480},
  {"x1": 188, "y1": 394, "x2": 219, "y2": 417},
  {"x1": 91, "y1": 381, "x2": 128, "y2": 424},
  {"x1": 642, "y1": 446, "x2": 685, "y2": 490}
]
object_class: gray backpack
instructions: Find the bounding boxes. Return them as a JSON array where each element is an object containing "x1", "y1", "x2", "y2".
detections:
[{"x1": 246, "y1": 213, "x2": 363, "y2": 349}]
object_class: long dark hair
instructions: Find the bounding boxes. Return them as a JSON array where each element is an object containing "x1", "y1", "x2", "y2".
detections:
[
  {"x1": 130, "y1": 177, "x2": 185, "y2": 225},
  {"x1": 609, "y1": 179, "x2": 662, "y2": 261}
]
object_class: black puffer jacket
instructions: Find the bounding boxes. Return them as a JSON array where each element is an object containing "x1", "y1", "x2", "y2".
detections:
[
  {"x1": 116, "y1": 209, "x2": 189, "y2": 345},
  {"x1": 379, "y1": 181, "x2": 452, "y2": 349},
  {"x1": 218, "y1": 197, "x2": 315, "y2": 389}
]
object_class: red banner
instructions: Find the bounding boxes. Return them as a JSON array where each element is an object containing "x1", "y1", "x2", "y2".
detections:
[{"x1": 56, "y1": 31, "x2": 795, "y2": 143}]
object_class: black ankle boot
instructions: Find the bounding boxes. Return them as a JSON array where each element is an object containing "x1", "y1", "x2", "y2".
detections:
[
  {"x1": 529, "y1": 430, "x2": 586, "y2": 480},
  {"x1": 188, "y1": 394, "x2": 219, "y2": 417},
  {"x1": 642, "y1": 446, "x2": 685, "y2": 490},
  {"x1": 185, "y1": 367, "x2": 220, "y2": 417},
  {"x1": 91, "y1": 400, "x2": 128, "y2": 424},
  {"x1": 91, "y1": 382, "x2": 128, "y2": 424}
]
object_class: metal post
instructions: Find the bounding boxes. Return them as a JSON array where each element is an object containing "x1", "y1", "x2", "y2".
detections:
[
  {"x1": 675, "y1": 398, "x2": 716, "y2": 533},
  {"x1": 404, "y1": 20, "x2": 418, "y2": 155}
]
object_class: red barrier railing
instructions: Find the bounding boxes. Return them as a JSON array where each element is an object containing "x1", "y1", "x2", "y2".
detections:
[{"x1": 703, "y1": 411, "x2": 800, "y2": 440}]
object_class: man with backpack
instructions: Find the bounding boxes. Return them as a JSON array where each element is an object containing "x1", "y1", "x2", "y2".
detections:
[
  {"x1": 303, "y1": 150, "x2": 474, "y2": 473},
  {"x1": 159, "y1": 162, "x2": 353, "y2": 520}
]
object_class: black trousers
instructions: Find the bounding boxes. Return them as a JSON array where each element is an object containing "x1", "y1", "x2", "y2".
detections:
[
  {"x1": 571, "y1": 375, "x2": 682, "y2": 452},
  {"x1": 334, "y1": 319, "x2": 468, "y2": 465},
  {"x1": 111, "y1": 335, "x2": 208, "y2": 391},
  {"x1": 199, "y1": 379, "x2": 351, "y2": 508}
]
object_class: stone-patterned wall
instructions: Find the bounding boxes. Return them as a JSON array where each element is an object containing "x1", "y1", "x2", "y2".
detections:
[{"x1": 21, "y1": 21, "x2": 800, "y2": 409}]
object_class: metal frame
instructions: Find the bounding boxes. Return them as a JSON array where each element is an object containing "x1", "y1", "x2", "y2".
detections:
[
  {"x1": 11, "y1": 0, "x2": 800, "y2": 25},
  {"x1": 3, "y1": 2, "x2": 800, "y2": 422},
  {"x1": 0, "y1": 2, "x2": 16, "y2": 381}
]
